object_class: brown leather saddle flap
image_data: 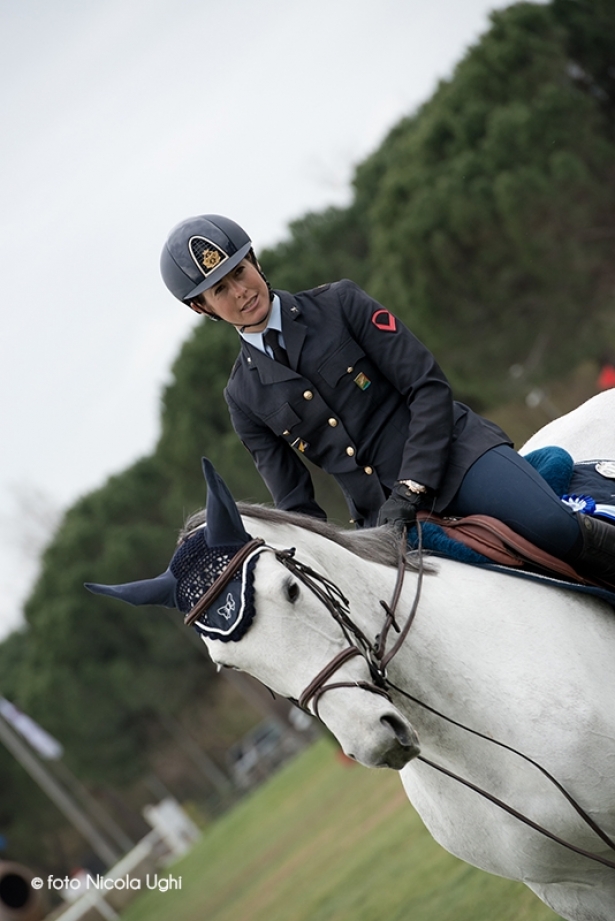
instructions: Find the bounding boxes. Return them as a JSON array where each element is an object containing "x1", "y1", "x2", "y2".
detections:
[{"x1": 418, "y1": 512, "x2": 587, "y2": 584}]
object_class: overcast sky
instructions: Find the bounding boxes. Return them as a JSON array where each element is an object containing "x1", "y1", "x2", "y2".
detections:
[{"x1": 0, "y1": 0, "x2": 522, "y2": 638}]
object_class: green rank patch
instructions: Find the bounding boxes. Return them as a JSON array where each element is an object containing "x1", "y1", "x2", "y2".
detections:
[{"x1": 354, "y1": 372, "x2": 371, "y2": 390}]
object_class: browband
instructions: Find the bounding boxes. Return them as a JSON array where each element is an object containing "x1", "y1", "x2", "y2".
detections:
[{"x1": 184, "y1": 537, "x2": 265, "y2": 626}]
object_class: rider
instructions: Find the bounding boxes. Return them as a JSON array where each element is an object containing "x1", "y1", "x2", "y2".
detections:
[{"x1": 160, "y1": 214, "x2": 615, "y2": 590}]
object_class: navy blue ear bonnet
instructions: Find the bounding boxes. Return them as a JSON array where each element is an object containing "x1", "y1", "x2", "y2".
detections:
[
  {"x1": 85, "y1": 459, "x2": 264, "y2": 642},
  {"x1": 170, "y1": 527, "x2": 261, "y2": 641},
  {"x1": 172, "y1": 530, "x2": 238, "y2": 613}
]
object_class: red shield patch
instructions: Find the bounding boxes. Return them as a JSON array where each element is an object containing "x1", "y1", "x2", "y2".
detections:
[{"x1": 371, "y1": 309, "x2": 397, "y2": 332}]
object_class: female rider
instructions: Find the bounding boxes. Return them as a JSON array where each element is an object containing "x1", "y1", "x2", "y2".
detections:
[{"x1": 159, "y1": 213, "x2": 615, "y2": 590}]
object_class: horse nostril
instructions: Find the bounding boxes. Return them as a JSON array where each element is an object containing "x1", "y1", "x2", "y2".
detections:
[{"x1": 380, "y1": 714, "x2": 416, "y2": 749}]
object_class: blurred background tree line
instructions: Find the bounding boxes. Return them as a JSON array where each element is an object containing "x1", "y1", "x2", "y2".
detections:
[{"x1": 1, "y1": 0, "x2": 614, "y2": 873}]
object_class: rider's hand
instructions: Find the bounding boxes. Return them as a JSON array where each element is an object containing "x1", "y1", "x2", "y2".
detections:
[{"x1": 377, "y1": 484, "x2": 423, "y2": 533}]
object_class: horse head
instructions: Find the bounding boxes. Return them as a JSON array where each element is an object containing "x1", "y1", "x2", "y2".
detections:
[{"x1": 86, "y1": 459, "x2": 420, "y2": 771}]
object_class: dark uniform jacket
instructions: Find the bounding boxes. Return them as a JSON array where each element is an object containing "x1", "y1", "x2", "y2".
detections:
[{"x1": 224, "y1": 280, "x2": 511, "y2": 527}]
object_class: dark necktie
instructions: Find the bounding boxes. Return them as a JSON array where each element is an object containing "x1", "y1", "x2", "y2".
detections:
[{"x1": 263, "y1": 328, "x2": 290, "y2": 367}]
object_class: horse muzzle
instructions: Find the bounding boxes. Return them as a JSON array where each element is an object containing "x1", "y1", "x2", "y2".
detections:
[
  {"x1": 376, "y1": 713, "x2": 421, "y2": 769},
  {"x1": 324, "y1": 697, "x2": 420, "y2": 771}
]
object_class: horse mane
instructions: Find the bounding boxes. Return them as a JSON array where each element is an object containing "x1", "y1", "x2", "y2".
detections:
[{"x1": 180, "y1": 502, "x2": 427, "y2": 572}]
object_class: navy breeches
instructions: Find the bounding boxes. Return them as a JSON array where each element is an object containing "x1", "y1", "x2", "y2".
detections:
[{"x1": 444, "y1": 445, "x2": 582, "y2": 561}]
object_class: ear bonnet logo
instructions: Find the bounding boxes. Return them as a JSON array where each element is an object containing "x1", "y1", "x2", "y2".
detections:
[{"x1": 217, "y1": 592, "x2": 236, "y2": 621}]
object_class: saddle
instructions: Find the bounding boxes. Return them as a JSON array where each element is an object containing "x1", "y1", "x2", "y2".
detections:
[
  {"x1": 412, "y1": 449, "x2": 615, "y2": 600},
  {"x1": 417, "y1": 510, "x2": 590, "y2": 575}
]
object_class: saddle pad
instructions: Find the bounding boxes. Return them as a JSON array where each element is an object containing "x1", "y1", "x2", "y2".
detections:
[
  {"x1": 409, "y1": 448, "x2": 615, "y2": 599},
  {"x1": 416, "y1": 512, "x2": 581, "y2": 579},
  {"x1": 413, "y1": 513, "x2": 615, "y2": 605}
]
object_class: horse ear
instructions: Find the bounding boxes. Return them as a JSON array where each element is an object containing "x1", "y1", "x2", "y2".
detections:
[
  {"x1": 84, "y1": 569, "x2": 177, "y2": 608},
  {"x1": 201, "y1": 457, "x2": 251, "y2": 546},
  {"x1": 84, "y1": 460, "x2": 248, "y2": 611}
]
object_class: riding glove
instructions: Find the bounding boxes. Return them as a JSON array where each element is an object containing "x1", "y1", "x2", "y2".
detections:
[{"x1": 377, "y1": 484, "x2": 423, "y2": 533}]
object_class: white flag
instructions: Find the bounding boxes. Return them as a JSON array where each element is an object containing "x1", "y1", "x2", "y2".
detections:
[{"x1": 0, "y1": 697, "x2": 63, "y2": 759}]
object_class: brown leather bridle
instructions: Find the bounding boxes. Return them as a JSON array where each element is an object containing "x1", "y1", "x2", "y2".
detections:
[
  {"x1": 271, "y1": 529, "x2": 421, "y2": 717},
  {"x1": 183, "y1": 538, "x2": 265, "y2": 627},
  {"x1": 185, "y1": 524, "x2": 615, "y2": 872},
  {"x1": 286, "y1": 527, "x2": 615, "y2": 872}
]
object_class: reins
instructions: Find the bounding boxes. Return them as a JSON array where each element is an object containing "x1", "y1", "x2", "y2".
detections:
[
  {"x1": 275, "y1": 523, "x2": 615, "y2": 872},
  {"x1": 372, "y1": 523, "x2": 424, "y2": 673},
  {"x1": 186, "y1": 523, "x2": 615, "y2": 871}
]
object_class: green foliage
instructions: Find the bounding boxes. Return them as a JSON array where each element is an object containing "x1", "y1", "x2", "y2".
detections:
[
  {"x1": 0, "y1": 744, "x2": 64, "y2": 870},
  {"x1": 157, "y1": 319, "x2": 269, "y2": 512},
  {"x1": 552, "y1": 0, "x2": 615, "y2": 121},
  {"x1": 259, "y1": 204, "x2": 371, "y2": 293},
  {"x1": 356, "y1": 1, "x2": 615, "y2": 406},
  {"x1": 0, "y1": 629, "x2": 28, "y2": 701},
  {"x1": 18, "y1": 456, "x2": 212, "y2": 786}
]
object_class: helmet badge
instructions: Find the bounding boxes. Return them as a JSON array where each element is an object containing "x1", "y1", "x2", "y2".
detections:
[
  {"x1": 202, "y1": 249, "x2": 221, "y2": 270},
  {"x1": 188, "y1": 235, "x2": 230, "y2": 279}
]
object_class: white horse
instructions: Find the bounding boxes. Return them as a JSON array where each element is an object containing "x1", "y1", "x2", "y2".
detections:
[
  {"x1": 520, "y1": 390, "x2": 615, "y2": 461},
  {"x1": 88, "y1": 392, "x2": 615, "y2": 921}
]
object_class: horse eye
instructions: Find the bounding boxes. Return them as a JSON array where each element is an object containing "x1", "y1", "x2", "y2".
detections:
[{"x1": 286, "y1": 580, "x2": 300, "y2": 604}]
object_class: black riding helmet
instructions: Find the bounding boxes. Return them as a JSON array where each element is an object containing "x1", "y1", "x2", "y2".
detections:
[{"x1": 160, "y1": 214, "x2": 253, "y2": 304}]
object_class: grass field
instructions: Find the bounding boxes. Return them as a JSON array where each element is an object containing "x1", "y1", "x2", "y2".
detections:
[{"x1": 120, "y1": 739, "x2": 562, "y2": 921}]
